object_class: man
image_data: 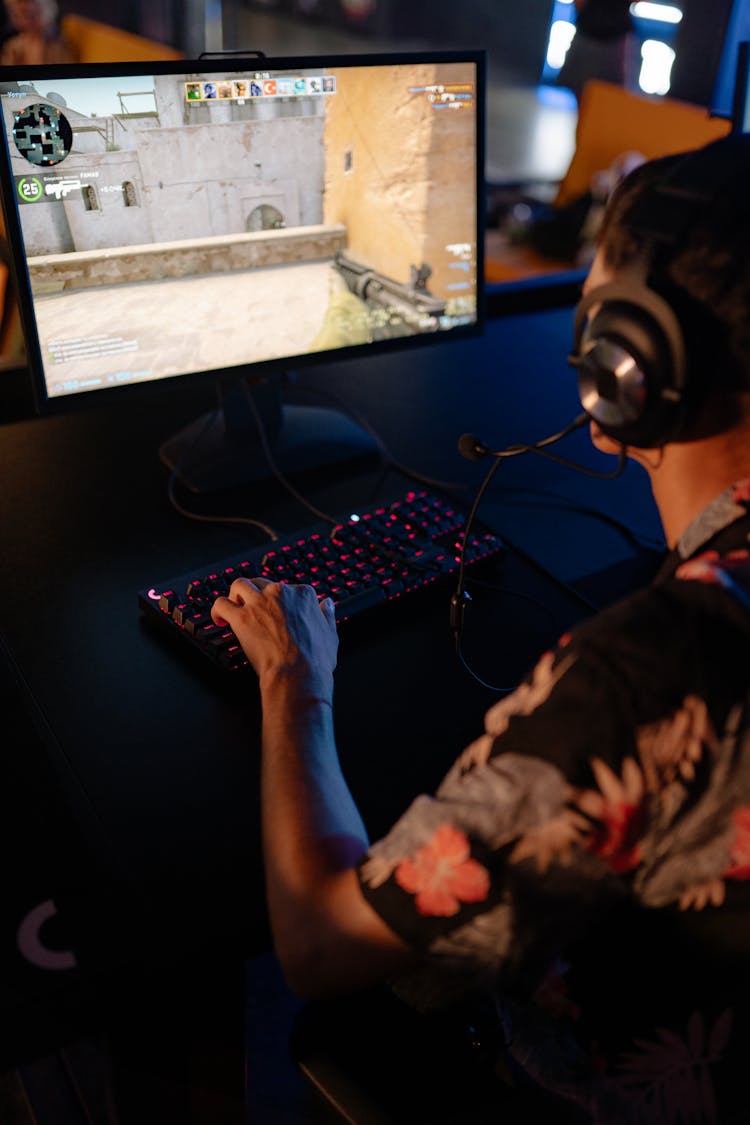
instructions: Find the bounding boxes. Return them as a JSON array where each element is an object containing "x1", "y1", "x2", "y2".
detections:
[
  {"x1": 0, "y1": 0, "x2": 75, "y2": 64},
  {"x1": 557, "y1": 0, "x2": 636, "y2": 103},
  {"x1": 213, "y1": 135, "x2": 750, "y2": 1122}
]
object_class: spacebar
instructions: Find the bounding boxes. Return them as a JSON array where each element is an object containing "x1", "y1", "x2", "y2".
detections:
[{"x1": 334, "y1": 586, "x2": 387, "y2": 620}]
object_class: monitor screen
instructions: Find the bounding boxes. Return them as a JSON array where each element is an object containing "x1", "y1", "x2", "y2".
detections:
[
  {"x1": 0, "y1": 52, "x2": 484, "y2": 418},
  {"x1": 733, "y1": 41, "x2": 750, "y2": 132},
  {"x1": 710, "y1": 0, "x2": 750, "y2": 119}
]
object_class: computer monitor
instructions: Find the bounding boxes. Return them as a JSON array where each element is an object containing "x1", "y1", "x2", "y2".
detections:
[
  {"x1": 710, "y1": 0, "x2": 750, "y2": 120},
  {"x1": 0, "y1": 50, "x2": 485, "y2": 489},
  {"x1": 733, "y1": 40, "x2": 750, "y2": 132}
]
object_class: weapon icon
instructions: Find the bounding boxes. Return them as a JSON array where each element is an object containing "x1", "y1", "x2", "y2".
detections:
[{"x1": 45, "y1": 178, "x2": 83, "y2": 200}]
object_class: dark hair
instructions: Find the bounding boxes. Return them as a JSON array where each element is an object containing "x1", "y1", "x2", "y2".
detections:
[{"x1": 596, "y1": 136, "x2": 750, "y2": 392}]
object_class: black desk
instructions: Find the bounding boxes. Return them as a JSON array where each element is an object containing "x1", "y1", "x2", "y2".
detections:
[{"x1": 0, "y1": 306, "x2": 650, "y2": 1116}]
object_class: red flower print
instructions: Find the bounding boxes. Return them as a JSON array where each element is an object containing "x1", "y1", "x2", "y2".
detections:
[
  {"x1": 587, "y1": 803, "x2": 646, "y2": 873},
  {"x1": 724, "y1": 805, "x2": 750, "y2": 880},
  {"x1": 731, "y1": 477, "x2": 750, "y2": 504},
  {"x1": 675, "y1": 551, "x2": 721, "y2": 584},
  {"x1": 676, "y1": 549, "x2": 750, "y2": 590},
  {"x1": 394, "y1": 824, "x2": 490, "y2": 917},
  {"x1": 575, "y1": 758, "x2": 647, "y2": 874}
]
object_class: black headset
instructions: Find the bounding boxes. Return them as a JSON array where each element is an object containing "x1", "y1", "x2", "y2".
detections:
[{"x1": 569, "y1": 135, "x2": 749, "y2": 449}]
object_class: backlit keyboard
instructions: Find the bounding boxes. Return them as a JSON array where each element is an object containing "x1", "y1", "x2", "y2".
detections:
[{"x1": 138, "y1": 489, "x2": 505, "y2": 671}]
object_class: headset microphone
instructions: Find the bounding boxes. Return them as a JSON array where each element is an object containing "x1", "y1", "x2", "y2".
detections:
[
  {"x1": 457, "y1": 433, "x2": 493, "y2": 461},
  {"x1": 458, "y1": 413, "x2": 589, "y2": 463}
]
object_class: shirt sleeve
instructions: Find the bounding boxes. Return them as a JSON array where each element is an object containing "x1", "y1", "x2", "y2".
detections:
[{"x1": 356, "y1": 574, "x2": 750, "y2": 992}]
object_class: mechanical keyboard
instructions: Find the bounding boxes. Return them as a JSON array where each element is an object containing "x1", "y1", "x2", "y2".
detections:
[{"x1": 138, "y1": 489, "x2": 505, "y2": 671}]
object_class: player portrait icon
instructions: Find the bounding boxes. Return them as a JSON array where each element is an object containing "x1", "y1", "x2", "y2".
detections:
[
  {"x1": 185, "y1": 82, "x2": 202, "y2": 100},
  {"x1": 249, "y1": 80, "x2": 263, "y2": 97},
  {"x1": 293, "y1": 78, "x2": 306, "y2": 95},
  {"x1": 12, "y1": 102, "x2": 72, "y2": 167},
  {"x1": 202, "y1": 82, "x2": 217, "y2": 99},
  {"x1": 322, "y1": 76, "x2": 336, "y2": 93},
  {"x1": 307, "y1": 78, "x2": 321, "y2": 94},
  {"x1": 233, "y1": 80, "x2": 248, "y2": 98},
  {"x1": 217, "y1": 82, "x2": 233, "y2": 99},
  {"x1": 262, "y1": 80, "x2": 277, "y2": 96}
]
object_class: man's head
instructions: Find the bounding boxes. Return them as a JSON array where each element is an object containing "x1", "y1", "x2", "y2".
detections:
[
  {"x1": 574, "y1": 134, "x2": 750, "y2": 448},
  {"x1": 3, "y1": 0, "x2": 58, "y2": 35}
]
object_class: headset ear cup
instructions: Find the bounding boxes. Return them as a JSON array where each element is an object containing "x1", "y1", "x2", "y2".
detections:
[{"x1": 572, "y1": 282, "x2": 687, "y2": 447}]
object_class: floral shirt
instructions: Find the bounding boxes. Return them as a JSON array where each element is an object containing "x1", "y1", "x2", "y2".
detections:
[{"x1": 357, "y1": 477, "x2": 750, "y2": 1125}]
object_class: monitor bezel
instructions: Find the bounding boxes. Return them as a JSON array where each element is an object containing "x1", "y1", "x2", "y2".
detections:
[
  {"x1": 732, "y1": 40, "x2": 750, "y2": 132},
  {"x1": 0, "y1": 49, "x2": 487, "y2": 417}
]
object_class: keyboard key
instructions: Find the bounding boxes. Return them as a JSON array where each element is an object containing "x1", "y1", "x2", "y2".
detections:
[{"x1": 138, "y1": 489, "x2": 505, "y2": 671}]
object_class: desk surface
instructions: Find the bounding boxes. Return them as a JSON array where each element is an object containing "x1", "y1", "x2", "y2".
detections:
[{"x1": 0, "y1": 310, "x2": 657, "y2": 1034}]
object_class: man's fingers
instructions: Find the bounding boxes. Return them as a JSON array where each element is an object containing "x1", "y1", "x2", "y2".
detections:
[
  {"x1": 228, "y1": 576, "x2": 266, "y2": 600},
  {"x1": 320, "y1": 596, "x2": 336, "y2": 622},
  {"x1": 212, "y1": 576, "x2": 275, "y2": 625},
  {"x1": 210, "y1": 595, "x2": 233, "y2": 626},
  {"x1": 212, "y1": 578, "x2": 331, "y2": 627}
]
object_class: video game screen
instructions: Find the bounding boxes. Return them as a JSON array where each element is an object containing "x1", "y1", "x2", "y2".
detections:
[{"x1": 0, "y1": 56, "x2": 481, "y2": 403}]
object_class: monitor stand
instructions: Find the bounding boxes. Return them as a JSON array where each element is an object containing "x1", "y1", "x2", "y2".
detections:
[{"x1": 158, "y1": 371, "x2": 379, "y2": 493}]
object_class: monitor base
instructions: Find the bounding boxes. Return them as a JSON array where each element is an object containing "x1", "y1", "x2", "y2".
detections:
[{"x1": 159, "y1": 399, "x2": 379, "y2": 494}]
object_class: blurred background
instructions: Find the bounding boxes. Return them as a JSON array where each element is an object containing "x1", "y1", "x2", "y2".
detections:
[
  {"x1": 33, "y1": 0, "x2": 706, "y2": 186},
  {"x1": 0, "y1": 0, "x2": 742, "y2": 361}
]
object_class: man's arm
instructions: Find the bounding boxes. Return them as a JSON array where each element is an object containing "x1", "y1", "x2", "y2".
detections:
[{"x1": 212, "y1": 578, "x2": 417, "y2": 996}]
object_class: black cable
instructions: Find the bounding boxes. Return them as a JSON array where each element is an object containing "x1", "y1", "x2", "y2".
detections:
[
  {"x1": 296, "y1": 384, "x2": 670, "y2": 571},
  {"x1": 240, "y1": 380, "x2": 461, "y2": 574},
  {"x1": 456, "y1": 637, "x2": 516, "y2": 694},
  {"x1": 164, "y1": 405, "x2": 280, "y2": 539},
  {"x1": 239, "y1": 380, "x2": 433, "y2": 578},
  {"x1": 466, "y1": 575, "x2": 558, "y2": 629},
  {"x1": 239, "y1": 378, "x2": 342, "y2": 528},
  {"x1": 512, "y1": 439, "x2": 631, "y2": 479},
  {"x1": 453, "y1": 576, "x2": 560, "y2": 694},
  {"x1": 461, "y1": 413, "x2": 628, "y2": 473},
  {"x1": 450, "y1": 454, "x2": 505, "y2": 638},
  {"x1": 291, "y1": 380, "x2": 469, "y2": 494},
  {"x1": 451, "y1": 417, "x2": 628, "y2": 690},
  {"x1": 294, "y1": 382, "x2": 670, "y2": 553},
  {"x1": 452, "y1": 413, "x2": 599, "y2": 613},
  {"x1": 167, "y1": 473, "x2": 279, "y2": 539},
  {"x1": 56, "y1": 1047, "x2": 98, "y2": 1125},
  {"x1": 240, "y1": 380, "x2": 614, "y2": 629},
  {"x1": 485, "y1": 488, "x2": 666, "y2": 554}
]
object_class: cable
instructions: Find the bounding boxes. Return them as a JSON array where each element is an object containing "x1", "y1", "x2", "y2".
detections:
[
  {"x1": 241, "y1": 379, "x2": 463, "y2": 559},
  {"x1": 450, "y1": 454, "x2": 505, "y2": 637},
  {"x1": 167, "y1": 474, "x2": 279, "y2": 539},
  {"x1": 291, "y1": 380, "x2": 469, "y2": 494},
  {"x1": 456, "y1": 637, "x2": 516, "y2": 694},
  {"x1": 453, "y1": 575, "x2": 560, "y2": 694},
  {"x1": 451, "y1": 416, "x2": 627, "y2": 690},
  {"x1": 164, "y1": 404, "x2": 280, "y2": 539},
  {"x1": 458, "y1": 412, "x2": 623, "y2": 468},
  {"x1": 239, "y1": 378, "x2": 343, "y2": 528},
  {"x1": 294, "y1": 382, "x2": 665, "y2": 554},
  {"x1": 484, "y1": 488, "x2": 666, "y2": 554},
  {"x1": 466, "y1": 575, "x2": 558, "y2": 629},
  {"x1": 510, "y1": 439, "x2": 631, "y2": 479},
  {"x1": 57, "y1": 1047, "x2": 98, "y2": 1125}
]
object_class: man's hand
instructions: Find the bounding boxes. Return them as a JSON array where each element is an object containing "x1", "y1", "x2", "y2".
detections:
[{"x1": 211, "y1": 577, "x2": 338, "y2": 697}]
